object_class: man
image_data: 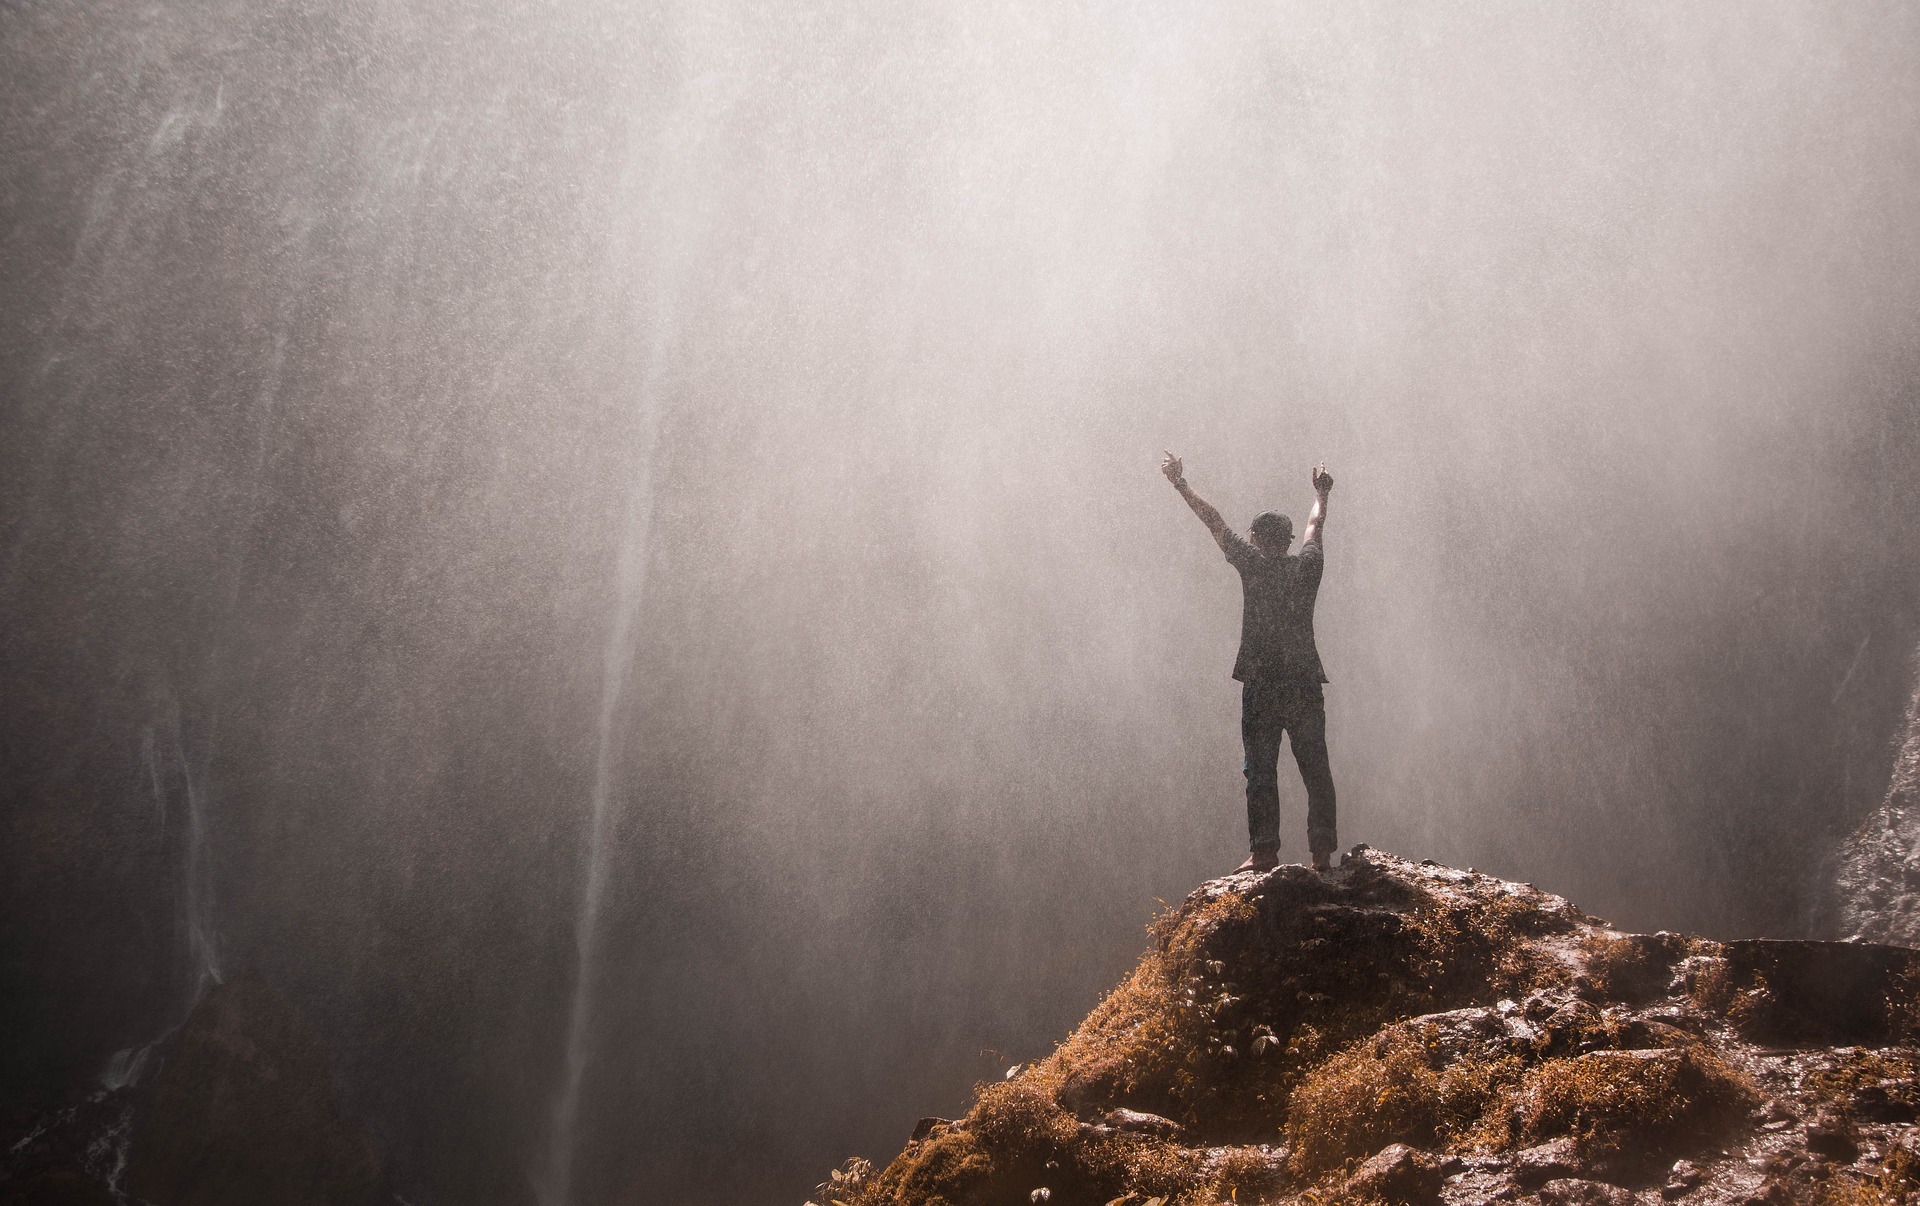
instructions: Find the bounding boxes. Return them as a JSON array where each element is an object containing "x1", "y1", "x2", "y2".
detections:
[{"x1": 1162, "y1": 452, "x2": 1337, "y2": 873}]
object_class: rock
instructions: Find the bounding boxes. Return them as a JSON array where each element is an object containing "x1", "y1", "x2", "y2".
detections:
[
  {"x1": 1850, "y1": 1082, "x2": 1917, "y2": 1123},
  {"x1": 1512, "y1": 1138, "x2": 1587, "y2": 1189},
  {"x1": 831, "y1": 848, "x2": 1920, "y2": 1206},
  {"x1": 1660, "y1": 1158, "x2": 1705, "y2": 1199},
  {"x1": 1828, "y1": 649, "x2": 1920, "y2": 946},
  {"x1": 126, "y1": 975, "x2": 384, "y2": 1206},
  {"x1": 1535, "y1": 1178, "x2": 1636, "y2": 1206},
  {"x1": 0, "y1": 1165, "x2": 119, "y2": 1206},
  {"x1": 1345, "y1": 1143, "x2": 1445, "y2": 1204},
  {"x1": 910, "y1": 1117, "x2": 955, "y2": 1142},
  {"x1": 1406, "y1": 1005, "x2": 1536, "y2": 1063},
  {"x1": 1101, "y1": 1108, "x2": 1184, "y2": 1139},
  {"x1": 1719, "y1": 938, "x2": 1920, "y2": 1045},
  {"x1": 1802, "y1": 1112, "x2": 1859, "y2": 1164}
]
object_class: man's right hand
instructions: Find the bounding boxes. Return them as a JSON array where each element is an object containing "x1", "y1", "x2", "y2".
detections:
[
  {"x1": 1161, "y1": 451, "x2": 1185, "y2": 486},
  {"x1": 1312, "y1": 463, "x2": 1334, "y2": 494}
]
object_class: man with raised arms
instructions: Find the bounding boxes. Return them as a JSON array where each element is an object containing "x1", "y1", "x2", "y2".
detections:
[{"x1": 1163, "y1": 454, "x2": 1337, "y2": 873}]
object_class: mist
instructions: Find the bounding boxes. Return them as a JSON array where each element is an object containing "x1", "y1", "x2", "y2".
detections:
[{"x1": 4, "y1": 2, "x2": 1918, "y2": 1203}]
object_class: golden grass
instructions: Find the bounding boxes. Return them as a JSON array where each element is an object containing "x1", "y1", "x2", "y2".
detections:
[
  {"x1": 1284, "y1": 1023, "x2": 1522, "y2": 1177},
  {"x1": 1485, "y1": 1047, "x2": 1758, "y2": 1174},
  {"x1": 1286, "y1": 1027, "x2": 1756, "y2": 1187},
  {"x1": 856, "y1": 1065, "x2": 1253, "y2": 1206},
  {"x1": 1811, "y1": 1142, "x2": 1920, "y2": 1206},
  {"x1": 1578, "y1": 934, "x2": 1683, "y2": 1004},
  {"x1": 1891, "y1": 965, "x2": 1920, "y2": 1046},
  {"x1": 1804, "y1": 1048, "x2": 1920, "y2": 1111},
  {"x1": 1686, "y1": 956, "x2": 1737, "y2": 1015}
]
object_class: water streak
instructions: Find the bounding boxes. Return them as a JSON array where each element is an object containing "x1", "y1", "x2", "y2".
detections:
[
  {"x1": 539, "y1": 438, "x2": 659, "y2": 1206},
  {"x1": 539, "y1": 73, "x2": 724, "y2": 1202},
  {"x1": 145, "y1": 701, "x2": 223, "y2": 1012}
]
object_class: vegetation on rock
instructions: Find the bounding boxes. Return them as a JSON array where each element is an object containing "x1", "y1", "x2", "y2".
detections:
[{"x1": 817, "y1": 848, "x2": 1920, "y2": 1206}]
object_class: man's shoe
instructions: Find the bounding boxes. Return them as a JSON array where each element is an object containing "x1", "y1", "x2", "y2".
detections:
[
  {"x1": 1233, "y1": 848, "x2": 1280, "y2": 874},
  {"x1": 1310, "y1": 851, "x2": 1333, "y2": 872}
]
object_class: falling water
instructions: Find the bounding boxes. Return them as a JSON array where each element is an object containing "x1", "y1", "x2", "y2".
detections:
[
  {"x1": 142, "y1": 700, "x2": 223, "y2": 1015},
  {"x1": 539, "y1": 445, "x2": 658, "y2": 1206},
  {"x1": 539, "y1": 72, "x2": 726, "y2": 1199}
]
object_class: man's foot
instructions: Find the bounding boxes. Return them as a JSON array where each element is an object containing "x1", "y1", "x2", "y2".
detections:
[
  {"x1": 1310, "y1": 851, "x2": 1333, "y2": 872},
  {"x1": 1233, "y1": 848, "x2": 1280, "y2": 874}
]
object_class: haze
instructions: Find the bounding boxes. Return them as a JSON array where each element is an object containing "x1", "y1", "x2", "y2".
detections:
[{"x1": 3, "y1": 2, "x2": 1917, "y2": 1203}]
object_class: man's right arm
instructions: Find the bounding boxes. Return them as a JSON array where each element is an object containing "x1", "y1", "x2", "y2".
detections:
[
  {"x1": 1162, "y1": 451, "x2": 1232, "y2": 550},
  {"x1": 1301, "y1": 462, "x2": 1333, "y2": 548}
]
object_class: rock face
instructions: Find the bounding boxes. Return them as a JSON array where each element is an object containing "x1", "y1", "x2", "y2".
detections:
[
  {"x1": 0, "y1": 976, "x2": 384, "y2": 1206},
  {"x1": 1831, "y1": 653, "x2": 1920, "y2": 946},
  {"x1": 825, "y1": 849, "x2": 1920, "y2": 1206},
  {"x1": 126, "y1": 976, "x2": 385, "y2": 1206}
]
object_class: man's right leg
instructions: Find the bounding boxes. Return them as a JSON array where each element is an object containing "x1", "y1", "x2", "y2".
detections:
[
  {"x1": 1288, "y1": 682, "x2": 1337, "y2": 868},
  {"x1": 1241, "y1": 680, "x2": 1283, "y2": 864}
]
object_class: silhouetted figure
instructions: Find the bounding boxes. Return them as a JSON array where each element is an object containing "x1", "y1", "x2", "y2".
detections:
[{"x1": 1163, "y1": 454, "x2": 1337, "y2": 873}]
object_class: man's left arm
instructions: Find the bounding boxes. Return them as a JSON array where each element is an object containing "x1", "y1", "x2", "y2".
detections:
[{"x1": 1302, "y1": 463, "x2": 1333, "y2": 547}]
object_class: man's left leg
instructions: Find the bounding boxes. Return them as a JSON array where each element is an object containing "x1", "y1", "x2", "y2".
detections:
[
  {"x1": 1239, "y1": 680, "x2": 1284, "y2": 872},
  {"x1": 1288, "y1": 682, "x2": 1337, "y2": 869}
]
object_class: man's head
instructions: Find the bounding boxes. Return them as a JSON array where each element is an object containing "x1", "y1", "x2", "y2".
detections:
[{"x1": 1250, "y1": 511, "x2": 1293, "y2": 553}]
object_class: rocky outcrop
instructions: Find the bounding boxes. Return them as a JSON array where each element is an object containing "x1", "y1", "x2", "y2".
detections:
[
  {"x1": 823, "y1": 849, "x2": 1920, "y2": 1206},
  {"x1": 1830, "y1": 650, "x2": 1920, "y2": 946},
  {"x1": 1, "y1": 976, "x2": 384, "y2": 1206},
  {"x1": 125, "y1": 975, "x2": 384, "y2": 1206}
]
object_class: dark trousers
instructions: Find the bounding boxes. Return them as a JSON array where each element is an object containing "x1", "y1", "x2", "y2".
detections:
[{"x1": 1242, "y1": 678, "x2": 1336, "y2": 857}]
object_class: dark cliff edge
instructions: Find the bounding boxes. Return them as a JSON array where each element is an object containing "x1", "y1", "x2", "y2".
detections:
[
  {"x1": 0, "y1": 975, "x2": 385, "y2": 1206},
  {"x1": 821, "y1": 849, "x2": 1920, "y2": 1206}
]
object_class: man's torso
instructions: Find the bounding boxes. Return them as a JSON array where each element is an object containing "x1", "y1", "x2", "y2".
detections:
[{"x1": 1222, "y1": 531, "x2": 1327, "y2": 684}]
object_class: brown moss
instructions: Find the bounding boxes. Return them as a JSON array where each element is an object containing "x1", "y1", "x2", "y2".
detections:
[
  {"x1": 1286, "y1": 1028, "x2": 1442, "y2": 1177},
  {"x1": 1488, "y1": 1047, "x2": 1758, "y2": 1176},
  {"x1": 1813, "y1": 1141, "x2": 1920, "y2": 1206},
  {"x1": 1890, "y1": 965, "x2": 1920, "y2": 1046},
  {"x1": 1492, "y1": 943, "x2": 1570, "y2": 998},
  {"x1": 859, "y1": 1127, "x2": 990, "y2": 1206},
  {"x1": 1284, "y1": 1024, "x2": 1522, "y2": 1178},
  {"x1": 1804, "y1": 1049, "x2": 1920, "y2": 1115},
  {"x1": 1579, "y1": 934, "x2": 1689, "y2": 1004},
  {"x1": 1045, "y1": 882, "x2": 1392, "y2": 1138},
  {"x1": 1042, "y1": 935, "x2": 1207, "y2": 1127},
  {"x1": 811, "y1": 1157, "x2": 877, "y2": 1206},
  {"x1": 1402, "y1": 883, "x2": 1577, "y2": 1004},
  {"x1": 858, "y1": 1068, "x2": 1234, "y2": 1206},
  {"x1": 855, "y1": 1076, "x2": 1080, "y2": 1206},
  {"x1": 1724, "y1": 978, "x2": 1784, "y2": 1042},
  {"x1": 1687, "y1": 956, "x2": 1737, "y2": 1015}
]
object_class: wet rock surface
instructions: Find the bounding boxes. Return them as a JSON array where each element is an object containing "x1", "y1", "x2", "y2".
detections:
[
  {"x1": 1829, "y1": 653, "x2": 1920, "y2": 948},
  {"x1": 823, "y1": 848, "x2": 1920, "y2": 1205},
  {"x1": 1344, "y1": 1142, "x2": 1445, "y2": 1204},
  {"x1": 1, "y1": 976, "x2": 384, "y2": 1206}
]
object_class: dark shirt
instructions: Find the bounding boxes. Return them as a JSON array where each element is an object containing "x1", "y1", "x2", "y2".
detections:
[{"x1": 1222, "y1": 529, "x2": 1327, "y2": 684}]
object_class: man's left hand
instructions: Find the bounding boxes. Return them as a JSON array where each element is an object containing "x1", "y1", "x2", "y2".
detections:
[{"x1": 1312, "y1": 463, "x2": 1334, "y2": 494}]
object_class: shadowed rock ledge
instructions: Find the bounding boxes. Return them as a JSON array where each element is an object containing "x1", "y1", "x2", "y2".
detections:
[
  {"x1": 818, "y1": 848, "x2": 1920, "y2": 1206},
  {"x1": 0, "y1": 975, "x2": 384, "y2": 1206}
]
